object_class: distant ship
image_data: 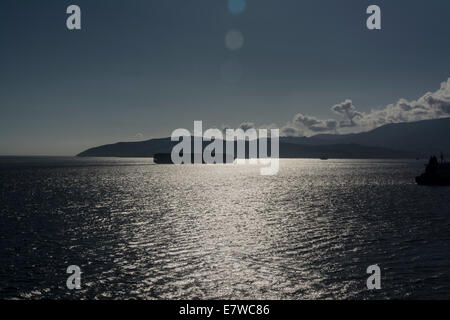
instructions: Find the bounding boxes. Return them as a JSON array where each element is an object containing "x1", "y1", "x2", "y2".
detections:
[
  {"x1": 153, "y1": 153, "x2": 233, "y2": 164},
  {"x1": 416, "y1": 154, "x2": 450, "y2": 186},
  {"x1": 153, "y1": 153, "x2": 174, "y2": 164},
  {"x1": 320, "y1": 156, "x2": 329, "y2": 160}
]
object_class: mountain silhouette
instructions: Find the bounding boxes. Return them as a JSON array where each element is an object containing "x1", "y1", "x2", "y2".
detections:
[
  {"x1": 282, "y1": 117, "x2": 450, "y2": 156},
  {"x1": 77, "y1": 118, "x2": 450, "y2": 159}
]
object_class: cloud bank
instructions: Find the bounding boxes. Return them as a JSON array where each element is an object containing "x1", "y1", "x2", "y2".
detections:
[
  {"x1": 229, "y1": 78, "x2": 450, "y2": 137},
  {"x1": 351, "y1": 78, "x2": 450, "y2": 129}
]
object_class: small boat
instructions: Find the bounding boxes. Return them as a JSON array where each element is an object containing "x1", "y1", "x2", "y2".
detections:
[{"x1": 320, "y1": 156, "x2": 329, "y2": 160}]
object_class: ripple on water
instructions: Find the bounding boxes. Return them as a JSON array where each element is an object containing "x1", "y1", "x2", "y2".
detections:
[{"x1": 1, "y1": 158, "x2": 450, "y2": 299}]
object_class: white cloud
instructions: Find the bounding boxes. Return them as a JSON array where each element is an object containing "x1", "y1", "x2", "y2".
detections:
[
  {"x1": 358, "y1": 78, "x2": 450, "y2": 129},
  {"x1": 293, "y1": 113, "x2": 338, "y2": 132},
  {"x1": 238, "y1": 121, "x2": 256, "y2": 131},
  {"x1": 216, "y1": 78, "x2": 450, "y2": 137},
  {"x1": 331, "y1": 99, "x2": 363, "y2": 128},
  {"x1": 285, "y1": 78, "x2": 450, "y2": 135},
  {"x1": 280, "y1": 125, "x2": 302, "y2": 137}
]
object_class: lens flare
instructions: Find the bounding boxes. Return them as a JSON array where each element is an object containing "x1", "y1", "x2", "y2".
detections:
[
  {"x1": 228, "y1": 0, "x2": 246, "y2": 15},
  {"x1": 225, "y1": 29, "x2": 245, "y2": 51}
]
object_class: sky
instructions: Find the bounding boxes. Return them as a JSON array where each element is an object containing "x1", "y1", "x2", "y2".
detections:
[{"x1": 1, "y1": 0, "x2": 449, "y2": 155}]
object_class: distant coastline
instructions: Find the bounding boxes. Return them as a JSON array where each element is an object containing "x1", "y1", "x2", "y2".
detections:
[{"x1": 77, "y1": 118, "x2": 450, "y2": 159}]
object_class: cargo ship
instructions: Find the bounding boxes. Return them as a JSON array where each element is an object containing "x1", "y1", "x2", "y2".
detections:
[{"x1": 153, "y1": 153, "x2": 233, "y2": 164}]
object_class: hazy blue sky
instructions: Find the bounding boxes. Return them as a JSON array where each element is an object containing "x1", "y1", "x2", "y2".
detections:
[{"x1": 1, "y1": 0, "x2": 449, "y2": 155}]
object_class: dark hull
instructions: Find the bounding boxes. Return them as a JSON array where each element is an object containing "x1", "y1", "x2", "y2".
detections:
[
  {"x1": 153, "y1": 153, "x2": 233, "y2": 164},
  {"x1": 415, "y1": 174, "x2": 450, "y2": 186},
  {"x1": 153, "y1": 153, "x2": 174, "y2": 164}
]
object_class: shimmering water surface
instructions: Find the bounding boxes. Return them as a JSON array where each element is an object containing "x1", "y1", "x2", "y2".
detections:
[{"x1": 1, "y1": 157, "x2": 450, "y2": 299}]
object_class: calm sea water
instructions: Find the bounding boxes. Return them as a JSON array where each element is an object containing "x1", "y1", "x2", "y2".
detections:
[{"x1": 1, "y1": 157, "x2": 449, "y2": 299}]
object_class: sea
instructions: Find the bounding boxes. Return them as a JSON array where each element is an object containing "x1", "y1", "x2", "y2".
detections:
[{"x1": 0, "y1": 157, "x2": 449, "y2": 299}]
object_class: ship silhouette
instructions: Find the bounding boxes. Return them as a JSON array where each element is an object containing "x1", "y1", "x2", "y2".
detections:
[
  {"x1": 153, "y1": 153, "x2": 233, "y2": 164},
  {"x1": 416, "y1": 153, "x2": 450, "y2": 186}
]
